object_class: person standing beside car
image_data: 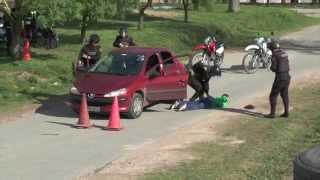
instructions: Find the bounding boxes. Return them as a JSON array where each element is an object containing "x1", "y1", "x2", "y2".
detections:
[
  {"x1": 265, "y1": 40, "x2": 291, "y2": 119},
  {"x1": 113, "y1": 27, "x2": 135, "y2": 48}
]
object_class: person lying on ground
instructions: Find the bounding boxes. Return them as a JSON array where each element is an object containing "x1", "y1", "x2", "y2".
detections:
[{"x1": 170, "y1": 94, "x2": 230, "y2": 111}]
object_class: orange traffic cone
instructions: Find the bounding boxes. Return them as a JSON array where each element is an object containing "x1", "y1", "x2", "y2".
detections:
[
  {"x1": 75, "y1": 94, "x2": 92, "y2": 129},
  {"x1": 23, "y1": 39, "x2": 31, "y2": 62},
  {"x1": 105, "y1": 96, "x2": 122, "y2": 131}
]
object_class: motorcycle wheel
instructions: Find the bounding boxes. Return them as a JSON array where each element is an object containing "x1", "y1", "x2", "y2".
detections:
[
  {"x1": 264, "y1": 56, "x2": 272, "y2": 70},
  {"x1": 216, "y1": 52, "x2": 224, "y2": 67},
  {"x1": 242, "y1": 52, "x2": 259, "y2": 74}
]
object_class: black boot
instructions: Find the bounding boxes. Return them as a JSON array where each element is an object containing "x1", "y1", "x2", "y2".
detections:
[
  {"x1": 280, "y1": 113, "x2": 289, "y2": 118},
  {"x1": 264, "y1": 114, "x2": 275, "y2": 119}
]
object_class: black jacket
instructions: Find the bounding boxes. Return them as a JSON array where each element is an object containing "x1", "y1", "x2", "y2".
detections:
[
  {"x1": 271, "y1": 49, "x2": 290, "y2": 81},
  {"x1": 78, "y1": 44, "x2": 102, "y2": 67},
  {"x1": 113, "y1": 35, "x2": 135, "y2": 48},
  {"x1": 187, "y1": 56, "x2": 210, "y2": 82}
]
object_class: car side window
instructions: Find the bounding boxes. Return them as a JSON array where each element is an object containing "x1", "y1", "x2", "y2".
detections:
[
  {"x1": 146, "y1": 54, "x2": 160, "y2": 73},
  {"x1": 160, "y1": 51, "x2": 174, "y2": 66}
]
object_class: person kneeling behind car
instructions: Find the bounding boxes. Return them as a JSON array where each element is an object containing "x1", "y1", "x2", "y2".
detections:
[
  {"x1": 170, "y1": 94, "x2": 230, "y2": 111},
  {"x1": 78, "y1": 34, "x2": 102, "y2": 68}
]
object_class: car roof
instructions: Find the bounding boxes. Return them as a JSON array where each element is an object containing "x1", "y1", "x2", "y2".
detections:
[{"x1": 111, "y1": 47, "x2": 172, "y2": 56}]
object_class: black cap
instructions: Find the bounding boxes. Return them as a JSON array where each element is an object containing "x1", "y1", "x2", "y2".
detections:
[{"x1": 89, "y1": 34, "x2": 100, "y2": 44}]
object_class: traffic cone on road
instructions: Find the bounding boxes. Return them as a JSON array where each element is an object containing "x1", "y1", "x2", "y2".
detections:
[
  {"x1": 75, "y1": 94, "x2": 92, "y2": 129},
  {"x1": 104, "y1": 96, "x2": 122, "y2": 131},
  {"x1": 23, "y1": 39, "x2": 31, "y2": 62}
]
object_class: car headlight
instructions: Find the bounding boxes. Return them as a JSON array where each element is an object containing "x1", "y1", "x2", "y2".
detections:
[
  {"x1": 104, "y1": 88, "x2": 127, "y2": 98},
  {"x1": 70, "y1": 86, "x2": 80, "y2": 95}
]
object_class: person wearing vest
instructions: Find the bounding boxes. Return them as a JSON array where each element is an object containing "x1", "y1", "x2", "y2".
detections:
[
  {"x1": 113, "y1": 27, "x2": 135, "y2": 48},
  {"x1": 265, "y1": 40, "x2": 291, "y2": 119},
  {"x1": 78, "y1": 34, "x2": 102, "y2": 68}
]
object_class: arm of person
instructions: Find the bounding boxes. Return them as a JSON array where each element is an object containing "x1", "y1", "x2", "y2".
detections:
[
  {"x1": 96, "y1": 46, "x2": 102, "y2": 60},
  {"x1": 270, "y1": 55, "x2": 278, "y2": 73},
  {"x1": 129, "y1": 37, "x2": 136, "y2": 46},
  {"x1": 113, "y1": 36, "x2": 121, "y2": 48}
]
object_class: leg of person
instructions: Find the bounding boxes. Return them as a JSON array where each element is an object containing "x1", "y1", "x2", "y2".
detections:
[
  {"x1": 188, "y1": 76, "x2": 204, "y2": 101},
  {"x1": 203, "y1": 80, "x2": 210, "y2": 97},
  {"x1": 280, "y1": 79, "x2": 290, "y2": 118},
  {"x1": 179, "y1": 100, "x2": 205, "y2": 111},
  {"x1": 266, "y1": 80, "x2": 281, "y2": 118}
]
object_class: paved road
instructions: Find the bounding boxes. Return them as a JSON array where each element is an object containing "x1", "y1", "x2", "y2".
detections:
[{"x1": 0, "y1": 26, "x2": 320, "y2": 180}]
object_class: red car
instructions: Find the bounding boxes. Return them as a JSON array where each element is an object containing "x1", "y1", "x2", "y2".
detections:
[{"x1": 70, "y1": 47, "x2": 189, "y2": 118}]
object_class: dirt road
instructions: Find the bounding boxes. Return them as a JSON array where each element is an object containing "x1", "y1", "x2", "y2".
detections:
[{"x1": 0, "y1": 25, "x2": 320, "y2": 180}]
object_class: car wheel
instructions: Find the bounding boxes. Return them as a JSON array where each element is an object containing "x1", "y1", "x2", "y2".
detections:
[
  {"x1": 127, "y1": 93, "x2": 144, "y2": 119},
  {"x1": 293, "y1": 145, "x2": 320, "y2": 180}
]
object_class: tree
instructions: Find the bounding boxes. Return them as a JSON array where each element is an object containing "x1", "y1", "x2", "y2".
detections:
[
  {"x1": 116, "y1": 0, "x2": 126, "y2": 20},
  {"x1": 138, "y1": 0, "x2": 152, "y2": 30},
  {"x1": 76, "y1": 0, "x2": 116, "y2": 42},
  {"x1": 182, "y1": 0, "x2": 190, "y2": 23},
  {"x1": 229, "y1": 0, "x2": 240, "y2": 12},
  {"x1": 192, "y1": 0, "x2": 200, "y2": 10}
]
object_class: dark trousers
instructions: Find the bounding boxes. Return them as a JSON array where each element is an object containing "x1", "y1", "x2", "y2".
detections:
[
  {"x1": 188, "y1": 75, "x2": 210, "y2": 101},
  {"x1": 269, "y1": 78, "x2": 290, "y2": 115}
]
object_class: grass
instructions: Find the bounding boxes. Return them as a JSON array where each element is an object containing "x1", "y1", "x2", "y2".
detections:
[
  {"x1": 141, "y1": 82, "x2": 320, "y2": 180},
  {"x1": 0, "y1": 4, "x2": 319, "y2": 114}
]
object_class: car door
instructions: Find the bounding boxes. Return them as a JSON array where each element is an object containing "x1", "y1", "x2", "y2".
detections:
[
  {"x1": 144, "y1": 53, "x2": 168, "y2": 101},
  {"x1": 160, "y1": 51, "x2": 188, "y2": 100}
]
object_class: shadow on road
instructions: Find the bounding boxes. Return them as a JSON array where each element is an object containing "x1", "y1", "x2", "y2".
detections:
[
  {"x1": 214, "y1": 107, "x2": 265, "y2": 118},
  {"x1": 34, "y1": 94, "x2": 78, "y2": 118},
  {"x1": 221, "y1": 65, "x2": 247, "y2": 74},
  {"x1": 280, "y1": 39, "x2": 320, "y2": 55}
]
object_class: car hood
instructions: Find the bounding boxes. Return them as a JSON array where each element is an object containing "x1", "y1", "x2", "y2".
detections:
[{"x1": 74, "y1": 73, "x2": 138, "y2": 94}]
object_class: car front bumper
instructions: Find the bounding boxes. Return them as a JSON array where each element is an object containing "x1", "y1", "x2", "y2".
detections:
[{"x1": 69, "y1": 94, "x2": 130, "y2": 113}]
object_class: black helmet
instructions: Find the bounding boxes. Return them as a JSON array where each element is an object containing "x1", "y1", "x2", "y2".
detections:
[
  {"x1": 89, "y1": 34, "x2": 100, "y2": 44},
  {"x1": 268, "y1": 40, "x2": 280, "y2": 51},
  {"x1": 119, "y1": 27, "x2": 128, "y2": 37}
]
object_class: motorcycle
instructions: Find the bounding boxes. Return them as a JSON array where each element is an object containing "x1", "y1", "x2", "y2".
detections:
[
  {"x1": 191, "y1": 35, "x2": 224, "y2": 74},
  {"x1": 242, "y1": 36, "x2": 272, "y2": 74}
]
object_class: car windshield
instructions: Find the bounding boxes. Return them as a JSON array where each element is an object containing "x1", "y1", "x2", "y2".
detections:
[{"x1": 89, "y1": 53, "x2": 145, "y2": 76}]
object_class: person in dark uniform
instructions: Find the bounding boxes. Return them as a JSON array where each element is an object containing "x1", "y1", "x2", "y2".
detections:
[
  {"x1": 78, "y1": 34, "x2": 102, "y2": 68},
  {"x1": 186, "y1": 55, "x2": 212, "y2": 101},
  {"x1": 265, "y1": 40, "x2": 291, "y2": 118},
  {"x1": 113, "y1": 27, "x2": 135, "y2": 48}
]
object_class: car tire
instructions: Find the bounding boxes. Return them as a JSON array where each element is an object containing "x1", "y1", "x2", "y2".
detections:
[
  {"x1": 127, "y1": 93, "x2": 144, "y2": 119},
  {"x1": 293, "y1": 145, "x2": 320, "y2": 180}
]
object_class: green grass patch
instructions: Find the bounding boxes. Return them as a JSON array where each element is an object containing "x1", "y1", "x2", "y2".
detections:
[
  {"x1": 0, "y1": 4, "x2": 319, "y2": 114},
  {"x1": 142, "y1": 82, "x2": 320, "y2": 180}
]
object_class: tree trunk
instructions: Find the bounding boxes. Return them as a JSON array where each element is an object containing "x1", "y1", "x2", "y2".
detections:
[
  {"x1": 266, "y1": 0, "x2": 270, "y2": 6},
  {"x1": 183, "y1": 0, "x2": 189, "y2": 23},
  {"x1": 138, "y1": 0, "x2": 152, "y2": 31},
  {"x1": 138, "y1": 10, "x2": 144, "y2": 30},
  {"x1": 9, "y1": 0, "x2": 24, "y2": 59},
  {"x1": 80, "y1": 15, "x2": 88, "y2": 43},
  {"x1": 229, "y1": 0, "x2": 240, "y2": 12},
  {"x1": 116, "y1": 0, "x2": 126, "y2": 20},
  {"x1": 281, "y1": 0, "x2": 286, "y2": 4},
  {"x1": 251, "y1": 0, "x2": 257, "y2": 4},
  {"x1": 192, "y1": 0, "x2": 200, "y2": 10}
]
